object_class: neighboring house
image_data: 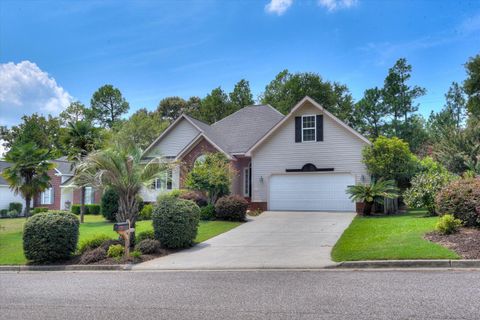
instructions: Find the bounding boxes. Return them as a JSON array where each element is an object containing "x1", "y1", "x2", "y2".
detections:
[
  {"x1": 0, "y1": 161, "x2": 24, "y2": 210},
  {"x1": 141, "y1": 96, "x2": 371, "y2": 212},
  {"x1": 0, "y1": 157, "x2": 101, "y2": 212}
]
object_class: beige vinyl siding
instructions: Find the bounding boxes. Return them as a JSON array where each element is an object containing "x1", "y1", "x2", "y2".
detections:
[
  {"x1": 251, "y1": 102, "x2": 370, "y2": 203},
  {"x1": 144, "y1": 119, "x2": 200, "y2": 158}
]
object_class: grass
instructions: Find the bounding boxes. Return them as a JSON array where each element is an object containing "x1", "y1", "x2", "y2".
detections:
[
  {"x1": 331, "y1": 209, "x2": 460, "y2": 261},
  {"x1": 0, "y1": 215, "x2": 241, "y2": 265}
]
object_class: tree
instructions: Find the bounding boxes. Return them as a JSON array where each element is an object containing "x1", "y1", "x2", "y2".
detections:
[
  {"x1": 362, "y1": 136, "x2": 419, "y2": 189},
  {"x1": 1, "y1": 114, "x2": 61, "y2": 153},
  {"x1": 74, "y1": 144, "x2": 168, "y2": 245},
  {"x1": 382, "y1": 58, "x2": 426, "y2": 136},
  {"x1": 59, "y1": 101, "x2": 87, "y2": 126},
  {"x1": 464, "y1": 54, "x2": 480, "y2": 117},
  {"x1": 2, "y1": 143, "x2": 55, "y2": 217},
  {"x1": 355, "y1": 88, "x2": 387, "y2": 138},
  {"x1": 444, "y1": 82, "x2": 466, "y2": 128},
  {"x1": 185, "y1": 152, "x2": 235, "y2": 204},
  {"x1": 111, "y1": 108, "x2": 169, "y2": 150},
  {"x1": 397, "y1": 114, "x2": 429, "y2": 155},
  {"x1": 90, "y1": 84, "x2": 129, "y2": 128},
  {"x1": 346, "y1": 179, "x2": 399, "y2": 216},
  {"x1": 62, "y1": 121, "x2": 101, "y2": 223},
  {"x1": 156, "y1": 97, "x2": 187, "y2": 121},
  {"x1": 196, "y1": 87, "x2": 232, "y2": 124},
  {"x1": 261, "y1": 70, "x2": 357, "y2": 127},
  {"x1": 229, "y1": 79, "x2": 254, "y2": 111}
]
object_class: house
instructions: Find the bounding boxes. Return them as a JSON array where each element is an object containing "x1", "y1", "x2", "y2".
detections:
[
  {"x1": 0, "y1": 157, "x2": 101, "y2": 212},
  {"x1": 141, "y1": 96, "x2": 371, "y2": 212}
]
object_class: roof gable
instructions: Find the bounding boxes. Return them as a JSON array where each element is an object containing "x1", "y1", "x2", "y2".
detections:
[{"x1": 245, "y1": 96, "x2": 371, "y2": 156}]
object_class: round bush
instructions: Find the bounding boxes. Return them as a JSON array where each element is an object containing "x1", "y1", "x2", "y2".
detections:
[
  {"x1": 86, "y1": 204, "x2": 101, "y2": 215},
  {"x1": 23, "y1": 212, "x2": 79, "y2": 263},
  {"x1": 136, "y1": 230, "x2": 155, "y2": 242},
  {"x1": 101, "y1": 188, "x2": 119, "y2": 222},
  {"x1": 80, "y1": 247, "x2": 107, "y2": 264},
  {"x1": 71, "y1": 204, "x2": 81, "y2": 215},
  {"x1": 78, "y1": 234, "x2": 111, "y2": 254},
  {"x1": 135, "y1": 239, "x2": 161, "y2": 254},
  {"x1": 153, "y1": 197, "x2": 200, "y2": 249},
  {"x1": 200, "y1": 204, "x2": 216, "y2": 221},
  {"x1": 215, "y1": 195, "x2": 248, "y2": 221},
  {"x1": 436, "y1": 178, "x2": 480, "y2": 227},
  {"x1": 179, "y1": 191, "x2": 208, "y2": 207},
  {"x1": 138, "y1": 204, "x2": 154, "y2": 221}
]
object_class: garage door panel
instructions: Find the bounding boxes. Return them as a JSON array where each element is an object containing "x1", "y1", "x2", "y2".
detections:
[{"x1": 269, "y1": 174, "x2": 355, "y2": 211}]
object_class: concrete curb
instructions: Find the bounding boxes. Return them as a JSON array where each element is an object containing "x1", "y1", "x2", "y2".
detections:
[
  {"x1": 331, "y1": 260, "x2": 480, "y2": 269},
  {"x1": 0, "y1": 264, "x2": 133, "y2": 272}
]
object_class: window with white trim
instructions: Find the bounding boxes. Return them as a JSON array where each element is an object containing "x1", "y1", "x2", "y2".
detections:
[
  {"x1": 152, "y1": 170, "x2": 173, "y2": 191},
  {"x1": 243, "y1": 167, "x2": 250, "y2": 197},
  {"x1": 41, "y1": 187, "x2": 53, "y2": 205},
  {"x1": 302, "y1": 115, "x2": 316, "y2": 142},
  {"x1": 85, "y1": 187, "x2": 93, "y2": 205}
]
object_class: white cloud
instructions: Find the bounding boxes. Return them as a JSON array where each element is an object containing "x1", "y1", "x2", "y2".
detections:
[
  {"x1": 0, "y1": 61, "x2": 72, "y2": 127},
  {"x1": 265, "y1": 0, "x2": 293, "y2": 16},
  {"x1": 318, "y1": 0, "x2": 358, "y2": 12}
]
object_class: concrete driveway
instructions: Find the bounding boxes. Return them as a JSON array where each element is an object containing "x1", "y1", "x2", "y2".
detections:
[{"x1": 134, "y1": 211, "x2": 355, "y2": 270}]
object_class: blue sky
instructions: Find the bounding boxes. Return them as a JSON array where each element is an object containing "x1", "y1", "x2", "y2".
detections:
[{"x1": 1, "y1": 0, "x2": 479, "y2": 127}]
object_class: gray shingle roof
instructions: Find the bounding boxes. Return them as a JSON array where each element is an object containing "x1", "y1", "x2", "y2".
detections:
[
  {"x1": 183, "y1": 105, "x2": 284, "y2": 155},
  {"x1": 0, "y1": 161, "x2": 11, "y2": 185},
  {"x1": 0, "y1": 158, "x2": 73, "y2": 186}
]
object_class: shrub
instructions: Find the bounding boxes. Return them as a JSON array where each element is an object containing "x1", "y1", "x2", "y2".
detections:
[
  {"x1": 435, "y1": 214, "x2": 462, "y2": 235},
  {"x1": 404, "y1": 171, "x2": 457, "y2": 216},
  {"x1": 32, "y1": 207, "x2": 49, "y2": 215},
  {"x1": 139, "y1": 204, "x2": 154, "y2": 221},
  {"x1": 8, "y1": 202, "x2": 22, "y2": 213},
  {"x1": 131, "y1": 250, "x2": 142, "y2": 259},
  {"x1": 23, "y1": 212, "x2": 79, "y2": 262},
  {"x1": 78, "y1": 234, "x2": 112, "y2": 254},
  {"x1": 153, "y1": 197, "x2": 200, "y2": 249},
  {"x1": 107, "y1": 244, "x2": 124, "y2": 258},
  {"x1": 101, "y1": 188, "x2": 119, "y2": 222},
  {"x1": 0, "y1": 209, "x2": 7, "y2": 217},
  {"x1": 436, "y1": 178, "x2": 480, "y2": 226},
  {"x1": 346, "y1": 179, "x2": 399, "y2": 215},
  {"x1": 80, "y1": 247, "x2": 107, "y2": 264},
  {"x1": 137, "y1": 195, "x2": 145, "y2": 214},
  {"x1": 100, "y1": 238, "x2": 123, "y2": 250},
  {"x1": 215, "y1": 195, "x2": 248, "y2": 221},
  {"x1": 71, "y1": 204, "x2": 81, "y2": 215},
  {"x1": 136, "y1": 230, "x2": 155, "y2": 242},
  {"x1": 7, "y1": 210, "x2": 19, "y2": 218},
  {"x1": 179, "y1": 191, "x2": 208, "y2": 207},
  {"x1": 86, "y1": 204, "x2": 101, "y2": 215},
  {"x1": 135, "y1": 239, "x2": 161, "y2": 254},
  {"x1": 248, "y1": 209, "x2": 263, "y2": 217},
  {"x1": 200, "y1": 204, "x2": 216, "y2": 221}
]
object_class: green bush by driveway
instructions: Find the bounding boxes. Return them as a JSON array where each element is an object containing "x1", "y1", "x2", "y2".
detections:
[{"x1": 331, "y1": 209, "x2": 459, "y2": 261}]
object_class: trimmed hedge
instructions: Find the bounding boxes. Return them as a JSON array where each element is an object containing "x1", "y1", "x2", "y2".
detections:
[
  {"x1": 153, "y1": 197, "x2": 200, "y2": 249},
  {"x1": 215, "y1": 195, "x2": 248, "y2": 221},
  {"x1": 136, "y1": 230, "x2": 155, "y2": 242},
  {"x1": 23, "y1": 212, "x2": 79, "y2": 263},
  {"x1": 101, "y1": 188, "x2": 119, "y2": 222},
  {"x1": 32, "y1": 207, "x2": 49, "y2": 215},
  {"x1": 71, "y1": 204, "x2": 101, "y2": 215},
  {"x1": 200, "y1": 204, "x2": 216, "y2": 221},
  {"x1": 436, "y1": 178, "x2": 480, "y2": 227},
  {"x1": 135, "y1": 239, "x2": 161, "y2": 254}
]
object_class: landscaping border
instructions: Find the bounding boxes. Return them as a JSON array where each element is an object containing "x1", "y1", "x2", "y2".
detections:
[{"x1": 0, "y1": 264, "x2": 133, "y2": 272}]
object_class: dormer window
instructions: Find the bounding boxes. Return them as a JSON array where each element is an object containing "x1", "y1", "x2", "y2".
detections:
[{"x1": 301, "y1": 115, "x2": 316, "y2": 142}]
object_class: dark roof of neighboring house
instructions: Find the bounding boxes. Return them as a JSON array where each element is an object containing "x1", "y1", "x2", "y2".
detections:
[
  {"x1": 0, "y1": 158, "x2": 74, "y2": 186},
  {"x1": 184, "y1": 105, "x2": 284, "y2": 155}
]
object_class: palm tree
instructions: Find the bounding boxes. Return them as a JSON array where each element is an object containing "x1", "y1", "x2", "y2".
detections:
[
  {"x1": 74, "y1": 144, "x2": 168, "y2": 245},
  {"x1": 346, "y1": 179, "x2": 399, "y2": 215},
  {"x1": 2, "y1": 143, "x2": 55, "y2": 217},
  {"x1": 63, "y1": 121, "x2": 100, "y2": 223}
]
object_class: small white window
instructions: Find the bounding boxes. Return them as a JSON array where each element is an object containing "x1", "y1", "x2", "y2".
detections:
[
  {"x1": 302, "y1": 115, "x2": 316, "y2": 142},
  {"x1": 243, "y1": 167, "x2": 250, "y2": 197},
  {"x1": 152, "y1": 170, "x2": 173, "y2": 191},
  {"x1": 85, "y1": 187, "x2": 93, "y2": 205},
  {"x1": 41, "y1": 187, "x2": 53, "y2": 205}
]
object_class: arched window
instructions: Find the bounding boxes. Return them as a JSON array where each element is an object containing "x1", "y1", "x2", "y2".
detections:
[{"x1": 194, "y1": 154, "x2": 207, "y2": 166}]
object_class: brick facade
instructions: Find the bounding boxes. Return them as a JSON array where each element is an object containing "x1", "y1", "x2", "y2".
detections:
[
  {"x1": 33, "y1": 170, "x2": 62, "y2": 210},
  {"x1": 179, "y1": 138, "x2": 221, "y2": 188},
  {"x1": 73, "y1": 188, "x2": 102, "y2": 205}
]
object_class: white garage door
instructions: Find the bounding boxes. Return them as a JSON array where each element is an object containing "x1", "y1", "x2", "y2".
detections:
[{"x1": 269, "y1": 173, "x2": 355, "y2": 211}]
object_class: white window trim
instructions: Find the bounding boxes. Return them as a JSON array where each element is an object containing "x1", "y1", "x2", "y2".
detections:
[
  {"x1": 41, "y1": 187, "x2": 53, "y2": 205},
  {"x1": 153, "y1": 170, "x2": 174, "y2": 191},
  {"x1": 85, "y1": 187, "x2": 93, "y2": 205},
  {"x1": 301, "y1": 114, "x2": 316, "y2": 142},
  {"x1": 243, "y1": 167, "x2": 250, "y2": 197}
]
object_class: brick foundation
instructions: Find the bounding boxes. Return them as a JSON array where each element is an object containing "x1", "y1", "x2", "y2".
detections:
[
  {"x1": 248, "y1": 202, "x2": 267, "y2": 212},
  {"x1": 356, "y1": 202, "x2": 365, "y2": 215}
]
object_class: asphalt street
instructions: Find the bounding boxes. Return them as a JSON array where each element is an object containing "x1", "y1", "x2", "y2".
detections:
[{"x1": 1, "y1": 269, "x2": 480, "y2": 320}]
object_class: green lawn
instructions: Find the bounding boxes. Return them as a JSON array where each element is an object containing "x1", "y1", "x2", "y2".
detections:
[
  {"x1": 0, "y1": 215, "x2": 241, "y2": 265},
  {"x1": 331, "y1": 209, "x2": 459, "y2": 261}
]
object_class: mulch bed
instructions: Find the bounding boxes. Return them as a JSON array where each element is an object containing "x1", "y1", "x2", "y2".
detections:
[{"x1": 425, "y1": 228, "x2": 480, "y2": 259}]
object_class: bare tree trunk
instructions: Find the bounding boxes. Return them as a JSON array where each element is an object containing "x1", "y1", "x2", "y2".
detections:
[
  {"x1": 25, "y1": 195, "x2": 31, "y2": 218},
  {"x1": 80, "y1": 186, "x2": 85, "y2": 223}
]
